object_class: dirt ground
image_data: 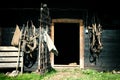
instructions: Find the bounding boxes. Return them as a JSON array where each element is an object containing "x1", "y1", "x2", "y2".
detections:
[{"x1": 43, "y1": 67, "x2": 83, "y2": 80}]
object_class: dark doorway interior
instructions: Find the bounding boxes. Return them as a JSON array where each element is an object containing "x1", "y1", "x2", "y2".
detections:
[{"x1": 54, "y1": 23, "x2": 79, "y2": 65}]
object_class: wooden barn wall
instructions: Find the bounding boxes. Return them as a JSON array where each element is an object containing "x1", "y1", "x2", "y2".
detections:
[
  {"x1": 84, "y1": 28, "x2": 120, "y2": 71},
  {"x1": 1, "y1": 27, "x2": 15, "y2": 46}
]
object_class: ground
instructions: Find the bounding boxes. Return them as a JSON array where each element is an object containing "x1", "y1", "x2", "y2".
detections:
[
  {"x1": 43, "y1": 67, "x2": 86, "y2": 80},
  {"x1": 1, "y1": 67, "x2": 120, "y2": 80}
]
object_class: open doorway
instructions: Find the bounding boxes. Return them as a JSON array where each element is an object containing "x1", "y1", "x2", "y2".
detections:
[{"x1": 54, "y1": 23, "x2": 79, "y2": 65}]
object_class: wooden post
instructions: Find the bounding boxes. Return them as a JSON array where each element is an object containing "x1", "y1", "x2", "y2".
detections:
[
  {"x1": 50, "y1": 23, "x2": 54, "y2": 67},
  {"x1": 38, "y1": 27, "x2": 41, "y2": 71},
  {"x1": 80, "y1": 20, "x2": 84, "y2": 69},
  {"x1": 21, "y1": 52, "x2": 24, "y2": 74}
]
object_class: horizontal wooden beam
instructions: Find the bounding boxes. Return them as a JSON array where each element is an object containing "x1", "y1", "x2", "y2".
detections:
[
  {"x1": 0, "y1": 63, "x2": 22, "y2": 68},
  {"x1": 0, "y1": 57, "x2": 22, "y2": 62},
  {"x1": 54, "y1": 65, "x2": 79, "y2": 67},
  {"x1": 0, "y1": 46, "x2": 18, "y2": 51},
  {"x1": 52, "y1": 18, "x2": 83, "y2": 25},
  {"x1": 0, "y1": 52, "x2": 21, "y2": 56}
]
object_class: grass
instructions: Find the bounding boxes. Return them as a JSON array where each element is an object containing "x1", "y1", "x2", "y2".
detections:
[
  {"x1": 0, "y1": 68, "x2": 120, "y2": 80},
  {"x1": 0, "y1": 68, "x2": 57, "y2": 80},
  {"x1": 80, "y1": 69, "x2": 120, "y2": 80},
  {"x1": 0, "y1": 73, "x2": 41, "y2": 80}
]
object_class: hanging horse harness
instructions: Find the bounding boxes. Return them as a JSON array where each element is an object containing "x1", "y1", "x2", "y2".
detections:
[
  {"x1": 20, "y1": 21, "x2": 39, "y2": 68},
  {"x1": 19, "y1": 4, "x2": 53, "y2": 69},
  {"x1": 87, "y1": 18, "x2": 103, "y2": 64}
]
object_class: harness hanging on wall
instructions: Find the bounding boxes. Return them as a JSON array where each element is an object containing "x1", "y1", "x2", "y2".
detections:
[
  {"x1": 87, "y1": 15, "x2": 103, "y2": 65},
  {"x1": 20, "y1": 21, "x2": 39, "y2": 68},
  {"x1": 16, "y1": 4, "x2": 58, "y2": 72}
]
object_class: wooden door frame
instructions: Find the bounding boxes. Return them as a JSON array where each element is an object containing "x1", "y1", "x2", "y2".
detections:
[{"x1": 50, "y1": 18, "x2": 84, "y2": 69}]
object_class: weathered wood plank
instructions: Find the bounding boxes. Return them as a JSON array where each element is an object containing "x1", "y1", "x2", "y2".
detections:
[
  {"x1": 54, "y1": 65, "x2": 79, "y2": 67},
  {"x1": 80, "y1": 25, "x2": 84, "y2": 69},
  {"x1": 0, "y1": 57, "x2": 22, "y2": 62},
  {"x1": 52, "y1": 19, "x2": 83, "y2": 23},
  {"x1": 0, "y1": 46, "x2": 18, "y2": 51},
  {"x1": 0, "y1": 63, "x2": 22, "y2": 68},
  {"x1": 0, "y1": 52, "x2": 21, "y2": 56},
  {"x1": 50, "y1": 23, "x2": 54, "y2": 67}
]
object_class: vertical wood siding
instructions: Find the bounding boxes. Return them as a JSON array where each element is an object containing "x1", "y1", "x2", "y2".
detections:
[
  {"x1": 1, "y1": 27, "x2": 15, "y2": 46},
  {"x1": 85, "y1": 28, "x2": 120, "y2": 71}
]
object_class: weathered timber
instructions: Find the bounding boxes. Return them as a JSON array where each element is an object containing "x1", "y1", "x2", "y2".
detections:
[
  {"x1": 0, "y1": 63, "x2": 22, "y2": 68},
  {"x1": 0, "y1": 52, "x2": 21, "y2": 56},
  {"x1": 0, "y1": 57, "x2": 22, "y2": 62},
  {"x1": 0, "y1": 46, "x2": 18, "y2": 51}
]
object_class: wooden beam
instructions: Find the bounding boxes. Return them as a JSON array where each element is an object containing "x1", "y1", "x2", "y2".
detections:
[
  {"x1": 80, "y1": 23, "x2": 84, "y2": 69},
  {"x1": 0, "y1": 46, "x2": 18, "y2": 51},
  {"x1": 54, "y1": 65, "x2": 79, "y2": 67},
  {"x1": 50, "y1": 23, "x2": 54, "y2": 67},
  {"x1": 0, "y1": 63, "x2": 22, "y2": 68},
  {"x1": 52, "y1": 19, "x2": 83, "y2": 23},
  {"x1": 0, "y1": 52, "x2": 21, "y2": 56},
  {"x1": 21, "y1": 52, "x2": 24, "y2": 74},
  {"x1": 0, "y1": 57, "x2": 22, "y2": 62}
]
